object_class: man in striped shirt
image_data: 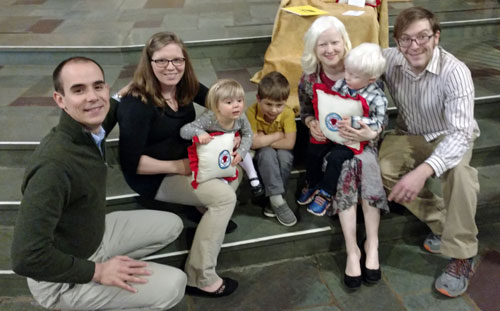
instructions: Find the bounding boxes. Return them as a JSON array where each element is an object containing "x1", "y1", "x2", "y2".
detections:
[{"x1": 378, "y1": 7, "x2": 480, "y2": 298}]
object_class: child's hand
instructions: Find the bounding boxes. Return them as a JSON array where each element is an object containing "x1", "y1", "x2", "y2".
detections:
[
  {"x1": 273, "y1": 132, "x2": 285, "y2": 141},
  {"x1": 338, "y1": 117, "x2": 351, "y2": 129},
  {"x1": 339, "y1": 121, "x2": 377, "y2": 145},
  {"x1": 197, "y1": 133, "x2": 213, "y2": 144},
  {"x1": 231, "y1": 152, "x2": 242, "y2": 166},
  {"x1": 233, "y1": 135, "x2": 242, "y2": 149}
]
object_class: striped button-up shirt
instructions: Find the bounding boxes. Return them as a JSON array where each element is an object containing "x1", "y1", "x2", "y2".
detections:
[{"x1": 383, "y1": 46, "x2": 479, "y2": 177}]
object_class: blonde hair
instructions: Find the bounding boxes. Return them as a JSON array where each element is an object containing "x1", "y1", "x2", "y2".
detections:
[
  {"x1": 128, "y1": 32, "x2": 199, "y2": 108},
  {"x1": 301, "y1": 16, "x2": 352, "y2": 74},
  {"x1": 344, "y1": 43, "x2": 386, "y2": 79},
  {"x1": 206, "y1": 79, "x2": 245, "y2": 113}
]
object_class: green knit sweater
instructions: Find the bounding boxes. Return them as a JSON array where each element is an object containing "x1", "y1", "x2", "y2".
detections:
[{"x1": 11, "y1": 109, "x2": 116, "y2": 284}]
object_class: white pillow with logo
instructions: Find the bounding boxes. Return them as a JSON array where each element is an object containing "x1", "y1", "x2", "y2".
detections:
[
  {"x1": 187, "y1": 132, "x2": 238, "y2": 188},
  {"x1": 312, "y1": 83, "x2": 369, "y2": 154}
]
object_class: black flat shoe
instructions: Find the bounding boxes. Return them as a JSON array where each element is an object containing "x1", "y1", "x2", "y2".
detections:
[
  {"x1": 249, "y1": 178, "x2": 265, "y2": 198},
  {"x1": 226, "y1": 220, "x2": 238, "y2": 234},
  {"x1": 186, "y1": 277, "x2": 238, "y2": 298},
  {"x1": 344, "y1": 273, "x2": 362, "y2": 289}
]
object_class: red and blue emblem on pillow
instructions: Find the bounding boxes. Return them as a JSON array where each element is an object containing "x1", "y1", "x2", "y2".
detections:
[{"x1": 218, "y1": 149, "x2": 232, "y2": 169}]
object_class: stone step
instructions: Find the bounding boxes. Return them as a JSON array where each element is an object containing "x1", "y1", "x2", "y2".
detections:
[
  {"x1": 2, "y1": 105, "x2": 499, "y2": 169},
  {"x1": 1, "y1": 164, "x2": 499, "y2": 292}
]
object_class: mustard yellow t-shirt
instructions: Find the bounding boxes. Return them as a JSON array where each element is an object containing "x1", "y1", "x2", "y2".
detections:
[{"x1": 246, "y1": 102, "x2": 296, "y2": 135}]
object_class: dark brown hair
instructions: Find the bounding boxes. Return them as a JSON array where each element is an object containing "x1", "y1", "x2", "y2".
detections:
[
  {"x1": 128, "y1": 32, "x2": 199, "y2": 108},
  {"x1": 53, "y1": 56, "x2": 105, "y2": 95},
  {"x1": 257, "y1": 71, "x2": 290, "y2": 102},
  {"x1": 393, "y1": 7, "x2": 441, "y2": 40}
]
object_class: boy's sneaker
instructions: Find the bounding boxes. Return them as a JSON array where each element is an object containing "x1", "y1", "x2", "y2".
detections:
[
  {"x1": 423, "y1": 233, "x2": 441, "y2": 254},
  {"x1": 271, "y1": 202, "x2": 297, "y2": 226},
  {"x1": 263, "y1": 205, "x2": 276, "y2": 218},
  {"x1": 435, "y1": 258, "x2": 474, "y2": 298},
  {"x1": 297, "y1": 187, "x2": 317, "y2": 205},
  {"x1": 307, "y1": 189, "x2": 331, "y2": 216}
]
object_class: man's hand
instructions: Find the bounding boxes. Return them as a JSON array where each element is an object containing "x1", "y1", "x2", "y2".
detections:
[
  {"x1": 308, "y1": 119, "x2": 327, "y2": 142},
  {"x1": 388, "y1": 163, "x2": 434, "y2": 203},
  {"x1": 197, "y1": 133, "x2": 213, "y2": 144},
  {"x1": 93, "y1": 256, "x2": 151, "y2": 293}
]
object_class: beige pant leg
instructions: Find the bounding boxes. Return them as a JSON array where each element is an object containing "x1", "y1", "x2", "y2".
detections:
[
  {"x1": 29, "y1": 210, "x2": 187, "y2": 311},
  {"x1": 379, "y1": 133, "x2": 446, "y2": 234},
  {"x1": 440, "y1": 147, "x2": 479, "y2": 259},
  {"x1": 155, "y1": 170, "x2": 240, "y2": 288}
]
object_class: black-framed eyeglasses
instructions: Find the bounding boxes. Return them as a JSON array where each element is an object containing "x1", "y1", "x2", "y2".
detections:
[
  {"x1": 151, "y1": 58, "x2": 185, "y2": 68},
  {"x1": 398, "y1": 34, "x2": 434, "y2": 48}
]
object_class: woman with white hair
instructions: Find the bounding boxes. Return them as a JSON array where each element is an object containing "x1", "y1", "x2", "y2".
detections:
[{"x1": 297, "y1": 16, "x2": 387, "y2": 290}]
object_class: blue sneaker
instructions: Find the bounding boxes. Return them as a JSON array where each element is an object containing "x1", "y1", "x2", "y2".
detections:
[
  {"x1": 307, "y1": 189, "x2": 331, "y2": 216},
  {"x1": 297, "y1": 186, "x2": 317, "y2": 205}
]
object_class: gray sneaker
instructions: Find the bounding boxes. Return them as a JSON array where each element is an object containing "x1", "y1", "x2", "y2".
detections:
[
  {"x1": 263, "y1": 205, "x2": 276, "y2": 218},
  {"x1": 435, "y1": 258, "x2": 474, "y2": 297},
  {"x1": 423, "y1": 233, "x2": 441, "y2": 254},
  {"x1": 272, "y1": 202, "x2": 297, "y2": 227}
]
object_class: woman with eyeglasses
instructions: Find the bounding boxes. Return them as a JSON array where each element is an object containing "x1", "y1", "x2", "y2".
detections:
[{"x1": 116, "y1": 32, "x2": 240, "y2": 297}]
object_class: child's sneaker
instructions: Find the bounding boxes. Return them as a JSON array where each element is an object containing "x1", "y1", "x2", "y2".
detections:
[
  {"x1": 271, "y1": 202, "x2": 297, "y2": 226},
  {"x1": 435, "y1": 258, "x2": 474, "y2": 297},
  {"x1": 249, "y1": 178, "x2": 265, "y2": 198},
  {"x1": 263, "y1": 205, "x2": 276, "y2": 218},
  {"x1": 307, "y1": 189, "x2": 331, "y2": 216},
  {"x1": 297, "y1": 187, "x2": 317, "y2": 205}
]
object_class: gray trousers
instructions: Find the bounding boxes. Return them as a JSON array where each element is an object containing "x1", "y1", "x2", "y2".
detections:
[
  {"x1": 154, "y1": 169, "x2": 240, "y2": 288},
  {"x1": 27, "y1": 210, "x2": 187, "y2": 311},
  {"x1": 254, "y1": 147, "x2": 294, "y2": 196}
]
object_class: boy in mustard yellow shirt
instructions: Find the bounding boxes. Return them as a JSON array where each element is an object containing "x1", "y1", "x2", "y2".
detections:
[{"x1": 246, "y1": 71, "x2": 297, "y2": 226}]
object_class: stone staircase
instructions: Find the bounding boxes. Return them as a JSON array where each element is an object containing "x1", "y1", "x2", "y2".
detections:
[{"x1": 1, "y1": 6, "x2": 500, "y2": 309}]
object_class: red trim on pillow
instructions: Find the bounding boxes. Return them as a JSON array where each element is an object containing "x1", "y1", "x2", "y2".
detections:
[
  {"x1": 187, "y1": 131, "x2": 239, "y2": 189},
  {"x1": 312, "y1": 83, "x2": 370, "y2": 154}
]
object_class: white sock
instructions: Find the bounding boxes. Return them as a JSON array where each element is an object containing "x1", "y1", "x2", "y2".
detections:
[
  {"x1": 270, "y1": 195, "x2": 285, "y2": 207},
  {"x1": 240, "y1": 153, "x2": 260, "y2": 186}
]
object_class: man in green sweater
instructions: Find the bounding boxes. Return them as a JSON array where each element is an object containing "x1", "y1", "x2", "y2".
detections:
[{"x1": 11, "y1": 57, "x2": 187, "y2": 310}]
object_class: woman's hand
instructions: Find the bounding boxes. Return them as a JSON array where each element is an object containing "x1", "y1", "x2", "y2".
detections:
[
  {"x1": 175, "y1": 158, "x2": 191, "y2": 175},
  {"x1": 307, "y1": 119, "x2": 327, "y2": 142},
  {"x1": 338, "y1": 120, "x2": 377, "y2": 145},
  {"x1": 198, "y1": 133, "x2": 213, "y2": 144}
]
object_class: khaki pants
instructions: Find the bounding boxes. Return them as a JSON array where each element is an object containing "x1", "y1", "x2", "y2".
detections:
[
  {"x1": 28, "y1": 210, "x2": 187, "y2": 310},
  {"x1": 379, "y1": 132, "x2": 479, "y2": 259},
  {"x1": 155, "y1": 169, "x2": 240, "y2": 288}
]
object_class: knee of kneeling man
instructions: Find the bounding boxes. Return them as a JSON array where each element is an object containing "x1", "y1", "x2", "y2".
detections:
[{"x1": 155, "y1": 268, "x2": 187, "y2": 308}]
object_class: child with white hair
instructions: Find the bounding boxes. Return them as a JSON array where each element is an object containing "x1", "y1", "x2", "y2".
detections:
[{"x1": 329, "y1": 42, "x2": 389, "y2": 290}]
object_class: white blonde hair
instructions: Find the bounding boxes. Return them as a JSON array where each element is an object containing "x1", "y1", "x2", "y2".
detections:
[
  {"x1": 206, "y1": 79, "x2": 245, "y2": 113},
  {"x1": 301, "y1": 16, "x2": 352, "y2": 74},
  {"x1": 344, "y1": 43, "x2": 386, "y2": 79}
]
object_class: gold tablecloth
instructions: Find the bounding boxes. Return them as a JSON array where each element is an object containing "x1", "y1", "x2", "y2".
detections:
[{"x1": 251, "y1": 0, "x2": 388, "y2": 114}]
